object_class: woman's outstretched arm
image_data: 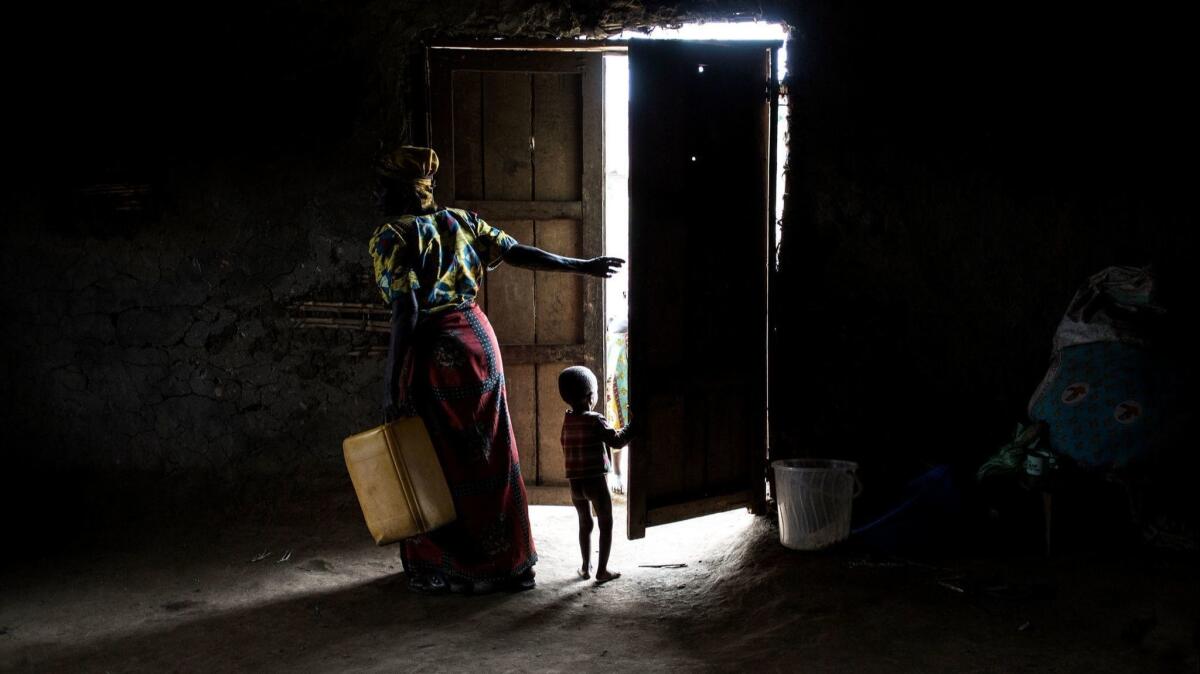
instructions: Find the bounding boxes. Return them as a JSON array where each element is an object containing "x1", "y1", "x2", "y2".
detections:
[
  {"x1": 504, "y1": 244, "x2": 625, "y2": 278},
  {"x1": 383, "y1": 289, "x2": 419, "y2": 422}
]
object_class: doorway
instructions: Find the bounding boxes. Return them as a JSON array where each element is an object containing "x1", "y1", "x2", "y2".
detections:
[{"x1": 426, "y1": 22, "x2": 788, "y2": 536}]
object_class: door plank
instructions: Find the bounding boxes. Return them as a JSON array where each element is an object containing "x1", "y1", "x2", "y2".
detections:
[
  {"x1": 527, "y1": 486, "x2": 574, "y2": 505},
  {"x1": 536, "y1": 362, "x2": 571, "y2": 485},
  {"x1": 534, "y1": 219, "x2": 584, "y2": 346},
  {"x1": 645, "y1": 490, "x2": 753, "y2": 527},
  {"x1": 627, "y1": 41, "x2": 773, "y2": 539},
  {"x1": 482, "y1": 72, "x2": 533, "y2": 200},
  {"x1": 680, "y1": 390, "x2": 708, "y2": 500},
  {"x1": 431, "y1": 49, "x2": 594, "y2": 73},
  {"x1": 455, "y1": 200, "x2": 582, "y2": 220},
  {"x1": 500, "y1": 343, "x2": 588, "y2": 364},
  {"x1": 646, "y1": 397, "x2": 686, "y2": 500},
  {"x1": 532, "y1": 73, "x2": 583, "y2": 201},
  {"x1": 451, "y1": 71, "x2": 484, "y2": 200},
  {"x1": 705, "y1": 390, "x2": 738, "y2": 489},
  {"x1": 504, "y1": 363, "x2": 538, "y2": 484}
]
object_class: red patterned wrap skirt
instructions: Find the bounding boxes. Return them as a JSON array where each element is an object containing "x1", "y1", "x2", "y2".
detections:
[{"x1": 399, "y1": 302, "x2": 537, "y2": 583}]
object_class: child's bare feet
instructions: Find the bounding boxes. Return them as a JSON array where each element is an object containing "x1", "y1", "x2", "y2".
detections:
[
  {"x1": 577, "y1": 566, "x2": 591, "y2": 580},
  {"x1": 594, "y1": 569, "x2": 621, "y2": 584}
]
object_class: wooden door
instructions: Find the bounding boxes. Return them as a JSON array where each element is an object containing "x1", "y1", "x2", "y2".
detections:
[
  {"x1": 626, "y1": 41, "x2": 774, "y2": 538},
  {"x1": 428, "y1": 48, "x2": 605, "y2": 503}
]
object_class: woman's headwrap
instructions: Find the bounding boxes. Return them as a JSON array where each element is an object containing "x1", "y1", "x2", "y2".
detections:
[
  {"x1": 377, "y1": 146, "x2": 439, "y2": 184},
  {"x1": 377, "y1": 146, "x2": 439, "y2": 213}
]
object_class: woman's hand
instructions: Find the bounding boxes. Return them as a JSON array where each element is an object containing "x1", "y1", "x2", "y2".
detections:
[{"x1": 583, "y1": 256, "x2": 626, "y2": 278}]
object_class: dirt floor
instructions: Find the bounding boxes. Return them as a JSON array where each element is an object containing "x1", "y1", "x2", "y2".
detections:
[{"x1": 1, "y1": 488, "x2": 1197, "y2": 673}]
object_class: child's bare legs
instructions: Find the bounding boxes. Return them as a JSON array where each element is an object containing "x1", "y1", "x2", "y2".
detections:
[
  {"x1": 592, "y1": 487, "x2": 620, "y2": 583},
  {"x1": 572, "y1": 498, "x2": 593, "y2": 579}
]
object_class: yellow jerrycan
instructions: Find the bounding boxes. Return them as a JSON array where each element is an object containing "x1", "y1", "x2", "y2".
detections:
[{"x1": 342, "y1": 416, "x2": 456, "y2": 545}]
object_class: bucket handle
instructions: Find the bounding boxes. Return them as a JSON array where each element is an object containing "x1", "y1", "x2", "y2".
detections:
[{"x1": 851, "y1": 471, "x2": 863, "y2": 498}]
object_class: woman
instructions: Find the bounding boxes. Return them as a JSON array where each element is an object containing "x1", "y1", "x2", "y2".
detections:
[{"x1": 369, "y1": 146, "x2": 623, "y2": 593}]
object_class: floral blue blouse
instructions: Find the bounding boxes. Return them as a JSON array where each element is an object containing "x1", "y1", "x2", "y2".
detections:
[{"x1": 369, "y1": 208, "x2": 517, "y2": 313}]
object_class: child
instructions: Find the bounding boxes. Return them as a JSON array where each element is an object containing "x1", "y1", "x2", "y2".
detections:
[{"x1": 558, "y1": 365, "x2": 632, "y2": 583}]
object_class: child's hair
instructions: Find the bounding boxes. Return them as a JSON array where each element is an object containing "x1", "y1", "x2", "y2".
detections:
[{"x1": 558, "y1": 366, "x2": 597, "y2": 405}]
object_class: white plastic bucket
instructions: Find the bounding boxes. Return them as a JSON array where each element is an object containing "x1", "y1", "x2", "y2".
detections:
[{"x1": 773, "y1": 459, "x2": 861, "y2": 550}]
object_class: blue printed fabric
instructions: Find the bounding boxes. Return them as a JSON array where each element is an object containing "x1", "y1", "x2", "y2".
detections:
[
  {"x1": 1029, "y1": 342, "x2": 1167, "y2": 468},
  {"x1": 369, "y1": 208, "x2": 518, "y2": 313}
]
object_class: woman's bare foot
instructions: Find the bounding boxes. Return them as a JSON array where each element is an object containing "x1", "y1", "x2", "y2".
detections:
[
  {"x1": 577, "y1": 566, "x2": 591, "y2": 580},
  {"x1": 594, "y1": 569, "x2": 621, "y2": 584}
]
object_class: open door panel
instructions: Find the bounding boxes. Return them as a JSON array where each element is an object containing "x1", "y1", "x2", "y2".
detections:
[{"x1": 626, "y1": 41, "x2": 774, "y2": 539}]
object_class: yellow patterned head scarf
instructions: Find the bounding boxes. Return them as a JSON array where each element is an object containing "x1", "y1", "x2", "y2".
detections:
[
  {"x1": 376, "y1": 146, "x2": 439, "y2": 184},
  {"x1": 376, "y1": 146, "x2": 439, "y2": 213}
]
